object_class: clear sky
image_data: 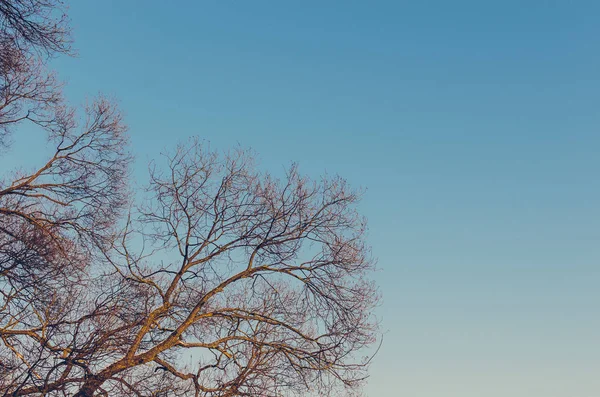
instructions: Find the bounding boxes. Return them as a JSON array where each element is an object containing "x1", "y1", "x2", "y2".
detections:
[{"x1": 9, "y1": 1, "x2": 600, "y2": 395}]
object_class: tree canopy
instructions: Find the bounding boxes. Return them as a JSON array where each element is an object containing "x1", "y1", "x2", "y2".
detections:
[{"x1": 0, "y1": 2, "x2": 379, "y2": 396}]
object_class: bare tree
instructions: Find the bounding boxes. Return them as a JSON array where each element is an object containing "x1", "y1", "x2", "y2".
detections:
[
  {"x1": 0, "y1": 97, "x2": 131, "y2": 394},
  {"x1": 0, "y1": 2, "x2": 379, "y2": 396}
]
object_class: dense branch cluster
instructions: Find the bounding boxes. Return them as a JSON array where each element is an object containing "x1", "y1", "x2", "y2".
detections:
[
  {"x1": 0, "y1": 2, "x2": 379, "y2": 396},
  {"x1": 0, "y1": 0, "x2": 70, "y2": 146}
]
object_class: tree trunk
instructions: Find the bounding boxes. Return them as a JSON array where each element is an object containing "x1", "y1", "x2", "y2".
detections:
[{"x1": 73, "y1": 377, "x2": 104, "y2": 397}]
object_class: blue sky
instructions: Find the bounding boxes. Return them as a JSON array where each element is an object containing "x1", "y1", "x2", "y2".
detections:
[{"x1": 8, "y1": 1, "x2": 600, "y2": 395}]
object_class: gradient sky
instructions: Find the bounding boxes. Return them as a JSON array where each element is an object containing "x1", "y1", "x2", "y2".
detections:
[{"x1": 6, "y1": 1, "x2": 600, "y2": 396}]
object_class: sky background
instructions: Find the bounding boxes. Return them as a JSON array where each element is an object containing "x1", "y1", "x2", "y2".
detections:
[{"x1": 5, "y1": 1, "x2": 600, "y2": 396}]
